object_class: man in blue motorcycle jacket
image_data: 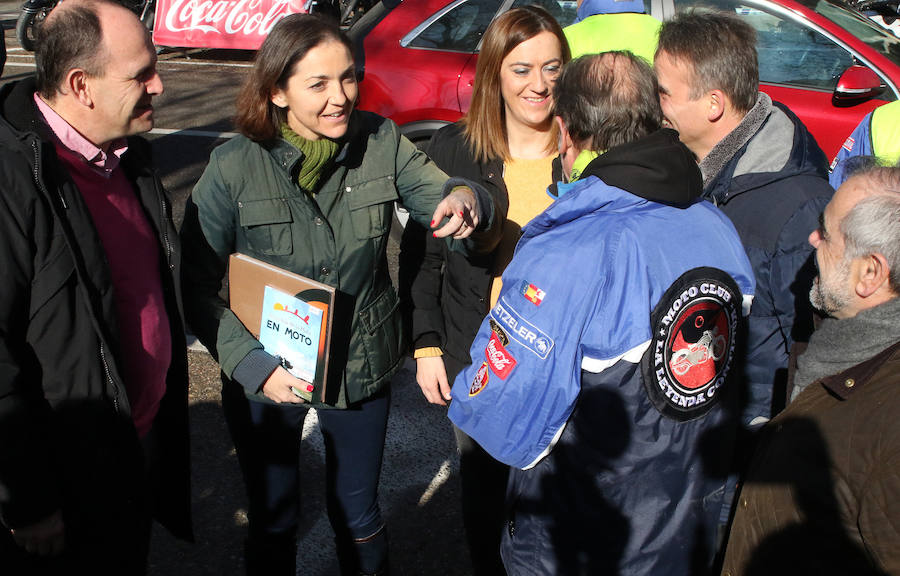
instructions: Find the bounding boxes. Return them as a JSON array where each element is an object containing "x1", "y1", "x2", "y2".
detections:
[{"x1": 448, "y1": 52, "x2": 756, "y2": 575}]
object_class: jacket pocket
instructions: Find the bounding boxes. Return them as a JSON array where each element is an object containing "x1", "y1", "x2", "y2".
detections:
[
  {"x1": 239, "y1": 198, "x2": 293, "y2": 256},
  {"x1": 31, "y1": 240, "x2": 76, "y2": 318},
  {"x1": 346, "y1": 176, "x2": 398, "y2": 241},
  {"x1": 357, "y1": 288, "x2": 404, "y2": 382}
]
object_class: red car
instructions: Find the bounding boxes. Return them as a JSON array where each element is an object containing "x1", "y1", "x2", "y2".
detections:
[{"x1": 355, "y1": 0, "x2": 900, "y2": 159}]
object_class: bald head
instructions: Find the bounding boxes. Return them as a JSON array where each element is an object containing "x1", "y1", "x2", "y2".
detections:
[
  {"x1": 35, "y1": 0, "x2": 142, "y2": 99},
  {"x1": 34, "y1": 0, "x2": 161, "y2": 147},
  {"x1": 553, "y1": 51, "x2": 661, "y2": 152}
]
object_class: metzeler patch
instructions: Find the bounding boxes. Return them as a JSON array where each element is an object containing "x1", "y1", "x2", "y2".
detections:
[
  {"x1": 489, "y1": 318, "x2": 509, "y2": 346},
  {"x1": 469, "y1": 361, "x2": 490, "y2": 396},
  {"x1": 641, "y1": 267, "x2": 742, "y2": 421},
  {"x1": 520, "y1": 281, "x2": 545, "y2": 306},
  {"x1": 485, "y1": 332, "x2": 517, "y2": 379},
  {"x1": 490, "y1": 298, "x2": 554, "y2": 359}
]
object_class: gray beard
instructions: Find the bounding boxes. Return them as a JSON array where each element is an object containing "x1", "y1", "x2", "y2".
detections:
[
  {"x1": 809, "y1": 276, "x2": 850, "y2": 317},
  {"x1": 809, "y1": 260, "x2": 852, "y2": 317}
]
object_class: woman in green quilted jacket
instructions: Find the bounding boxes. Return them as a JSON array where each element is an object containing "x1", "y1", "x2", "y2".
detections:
[{"x1": 180, "y1": 14, "x2": 495, "y2": 576}]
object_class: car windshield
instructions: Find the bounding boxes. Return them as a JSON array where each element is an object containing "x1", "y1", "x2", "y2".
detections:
[{"x1": 800, "y1": 0, "x2": 900, "y2": 66}]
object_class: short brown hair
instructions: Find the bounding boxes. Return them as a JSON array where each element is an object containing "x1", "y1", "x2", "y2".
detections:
[
  {"x1": 462, "y1": 5, "x2": 571, "y2": 163},
  {"x1": 235, "y1": 13, "x2": 353, "y2": 142},
  {"x1": 656, "y1": 10, "x2": 758, "y2": 115},
  {"x1": 35, "y1": 0, "x2": 109, "y2": 99}
]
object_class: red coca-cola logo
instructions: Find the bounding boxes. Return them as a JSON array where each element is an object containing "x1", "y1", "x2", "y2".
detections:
[
  {"x1": 485, "y1": 332, "x2": 517, "y2": 379},
  {"x1": 161, "y1": 0, "x2": 301, "y2": 37}
]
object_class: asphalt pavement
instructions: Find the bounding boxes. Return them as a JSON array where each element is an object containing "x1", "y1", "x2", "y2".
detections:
[{"x1": 0, "y1": 8, "x2": 473, "y2": 575}]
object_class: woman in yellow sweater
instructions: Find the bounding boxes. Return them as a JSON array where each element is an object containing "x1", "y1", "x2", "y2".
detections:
[{"x1": 399, "y1": 6, "x2": 570, "y2": 574}]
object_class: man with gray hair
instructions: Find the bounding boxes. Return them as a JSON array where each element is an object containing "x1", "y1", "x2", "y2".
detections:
[
  {"x1": 448, "y1": 51, "x2": 756, "y2": 575},
  {"x1": 720, "y1": 164, "x2": 900, "y2": 575}
]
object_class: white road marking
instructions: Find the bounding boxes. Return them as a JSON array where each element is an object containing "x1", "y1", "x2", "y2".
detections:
[
  {"x1": 150, "y1": 127, "x2": 238, "y2": 139},
  {"x1": 418, "y1": 459, "x2": 452, "y2": 507},
  {"x1": 2, "y1": 58, "x2": 251, "y2": 69},
  {"x1": 158, "y1": 59, "x2": 254, "y2": 68}
]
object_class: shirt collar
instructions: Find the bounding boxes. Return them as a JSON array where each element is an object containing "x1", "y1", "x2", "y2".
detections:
[{"x1": 33, "y1": 92, "x2": 128, "y2": 175}]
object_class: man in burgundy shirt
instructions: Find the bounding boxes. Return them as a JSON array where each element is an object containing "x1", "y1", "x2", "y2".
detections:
[{"x1": 0, "y1": 1, "x2": 192, "y2": 573}]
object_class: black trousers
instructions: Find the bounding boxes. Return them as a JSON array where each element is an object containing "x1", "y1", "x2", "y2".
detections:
[
  {"x1": 1, "y1": 421, "x2": 155, "y2": 576},
  {"x1": 446, "y1": 354, "x2": 509, "y2": 576}
]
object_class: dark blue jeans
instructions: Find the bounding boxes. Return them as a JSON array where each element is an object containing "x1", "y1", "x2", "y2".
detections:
[{"x1": 222, "y1": 378, "x2": 390, "y2": 575}]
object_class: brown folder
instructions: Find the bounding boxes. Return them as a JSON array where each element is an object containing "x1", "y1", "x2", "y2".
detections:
[{"x1": 228, "y1": 253, "x2": 335, "y2": 402}]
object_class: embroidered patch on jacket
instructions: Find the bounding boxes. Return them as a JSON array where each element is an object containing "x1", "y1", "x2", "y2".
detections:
[
  {"x1": 489, "y1": 318, "x2": 510, "y2": 346},
  {"x1": 841, "y1": 136, "x2": 855, "y2": 152},
  {"x1": 469, "y1": 362, "x2": 490, "y2": 396},
  {"x1": 490, "y1": 298, "x2": 554, "y2": 359},
  {"x1": 520, "y1": 281, "x2": 546, "y2": 306},
  {"x1": 641, "y1": 267, "x2": 742, "y2": 421},
  {"x1": 485, "y1": 332, "x2": 517, "y2": 379}
]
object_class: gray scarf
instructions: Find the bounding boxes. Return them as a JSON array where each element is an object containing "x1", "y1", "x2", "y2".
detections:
[
  {"x1": 699, "y1": 92, "x2": 772, "y2": 187},
  {"x1": 791, "y1": 297, "x2": 900, "y2": 401}
]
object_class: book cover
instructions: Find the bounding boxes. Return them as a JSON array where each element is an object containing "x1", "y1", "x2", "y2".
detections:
[
  {"x1": 228, "y1": 253, "x2": 335, "y2": 403},
  {"x1": 258, "y1": 286, "x2": 324, "y2": 385}
]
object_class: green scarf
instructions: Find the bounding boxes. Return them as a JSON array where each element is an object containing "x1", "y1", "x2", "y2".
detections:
[{"x1": 280, "y1": 123, "x2": 339, "y2": 192}]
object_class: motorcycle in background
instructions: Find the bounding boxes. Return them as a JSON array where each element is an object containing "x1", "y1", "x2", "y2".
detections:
[
  {"x1": 15, "y1": 0, "x2": 374, "y2": 53},
  {"x1": 845, "y1": 0, "x2": 900, "y2": 37},
  {"x1": 307, "y1": 0, "x2": 377, "y2": 26},
  {"x1": 16, "y1": 0, "x2": 155, "y2": 51}
]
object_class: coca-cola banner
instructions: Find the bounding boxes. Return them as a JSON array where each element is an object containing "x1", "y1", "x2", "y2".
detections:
[{"x1": 153, "y1": 0, "x2": 307, "y2": 50}]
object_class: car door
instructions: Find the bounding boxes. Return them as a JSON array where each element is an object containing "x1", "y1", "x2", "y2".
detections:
[
  {"x1": 399, "y1": 0, "x2": 504, "y2": 128},
  {"x1": 658, "y1": 0, "x2": 898, "y2": 158}
]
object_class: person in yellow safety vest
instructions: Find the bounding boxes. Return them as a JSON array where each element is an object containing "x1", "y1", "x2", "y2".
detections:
[
  {"x1": 829, "y1": 99, "x2": 900, "y2": 188},
  {"x1": 564, "y1": 0, "x2": 662, "y2": 62}
]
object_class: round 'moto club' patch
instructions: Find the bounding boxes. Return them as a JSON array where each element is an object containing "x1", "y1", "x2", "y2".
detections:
[{"x1": 642, "y1": 267, "x2": 742, "y2": 421}]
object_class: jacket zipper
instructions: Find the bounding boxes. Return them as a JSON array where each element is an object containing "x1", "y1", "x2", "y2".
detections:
[
  {"x1": 99, "y1": 342, "x2": 120, "y2": 414},
  {"x1": 32, "y1": 133, "x2": 120, "y2": 412},
  {"x1": 31, "y1": 140, "x2": 67, "y2": 209}
]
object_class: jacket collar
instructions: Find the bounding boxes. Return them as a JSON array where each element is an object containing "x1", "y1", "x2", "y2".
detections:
[
  {"x1": 1, "y1": 77, "x2": 152, "y2": 180},
  {"x1": 703, "y1": 98, "x2": 829, "y2": 205},
  {"x1": 577, "y1": 129, "x2": 702, "y2": 206},
  {"x1": 0, "y1": 76, "x2": 53, "y2": 140},
  {"x1": 267, "y1": 137, "x2": 304, "y2": 175},
  {"x1": 818, "y1": 340, "x2": 900, "y2": 400},
  {"x1": 699, "y1": 92, "x2": 771, "y2": 191},
  {"x1": 790, "y1": 339, "x2": 900, "y2": 401}
]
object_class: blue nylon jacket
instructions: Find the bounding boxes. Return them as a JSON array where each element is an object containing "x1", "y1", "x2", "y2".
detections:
[
  {"x1": 449, "y1": 129, "x2": 756, "y2": 575},
  {"x1": 829, "y1": 111, "x2": 875, "y2": 189},
  {"x1": 449, "y1": 181, "x2": 755, "y2": 468},
  {"x1": 703, "y1": 101, "x2": 832, "y2": 424},
  {"x1": 829, "y1": 100, "x2": 900, "y2": 188}
]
